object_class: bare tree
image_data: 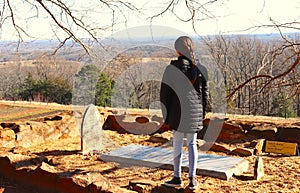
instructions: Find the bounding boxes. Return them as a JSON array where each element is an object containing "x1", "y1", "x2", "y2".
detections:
[
  {"x1": 1, "y1": 0, "x2": 138, "y2": 52},
  {"x1": 1, "y1": 0, "x2": 226, "y2": 51},
  {"x1": 204, "y1": 33, "x2": 299, "y2": 116},
  {"x1": 32, "y1": 54, "x2": 80, "y2": 81},
  {"x1": 227, "y1": 33, "x2": 300, "y2": 102},
  {"x1": 1, "y1": 0, "x2": 299, "y2": 114},
  {"x1": 146, "y1": 0, "x2": 300, "y2": 114}
]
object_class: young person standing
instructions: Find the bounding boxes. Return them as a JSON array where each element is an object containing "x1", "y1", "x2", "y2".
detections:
[{"x1": 160, "y1": 36, "x2": 208, "y2": 190}]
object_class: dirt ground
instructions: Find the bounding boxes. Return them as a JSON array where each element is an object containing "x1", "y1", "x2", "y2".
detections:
[
  {"x1": 0, "y1": 101, "x2": 299, "y2": 193},
  {"x1": 1, "y1": 130, "x2": 299, "y2": 193}
]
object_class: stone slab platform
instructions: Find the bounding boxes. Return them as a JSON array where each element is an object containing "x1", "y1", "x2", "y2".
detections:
[{"x1": 100, "y1": 144, "x2": 249, "y2": 180}]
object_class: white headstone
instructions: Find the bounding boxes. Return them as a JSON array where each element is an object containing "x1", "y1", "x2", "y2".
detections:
[{"x1": 81, "y1": 104, "x2": 104, "y2": 153}]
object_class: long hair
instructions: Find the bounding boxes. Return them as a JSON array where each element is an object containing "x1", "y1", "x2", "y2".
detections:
[{"x1": 174, "y1": 36, "x2": 196, "y2": 67}]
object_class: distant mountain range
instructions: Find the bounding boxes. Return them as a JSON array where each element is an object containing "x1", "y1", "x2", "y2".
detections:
[{"x1": 0, "y1": 32, "x2": 298, "y2": 63}]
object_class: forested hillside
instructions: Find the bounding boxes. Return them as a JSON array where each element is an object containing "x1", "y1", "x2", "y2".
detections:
[{"x1": 0, "y1": 33, "x2": 299, "y2": 117}]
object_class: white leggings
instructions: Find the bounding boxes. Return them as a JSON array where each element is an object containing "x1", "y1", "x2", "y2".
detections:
[{"x1": 173, "y1": 130, "x2": 198, "y2": 178}]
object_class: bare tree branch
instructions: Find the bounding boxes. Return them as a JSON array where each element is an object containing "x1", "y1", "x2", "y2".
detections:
[
  {"x1": 227, "y1": 50, "x2": 300, "y2": 101},
  {"x1": 226, "y1": 74, "x2": 272, "y2": 100},
  {"x1": 149, "y1": 0, "x2": 176, "y2": 22},
  {"x1": 261, "y1": 53, "x2": 300, "y2": 90},
  {"x1": 149, "y1": 0, "x2": 219, "y2": 25},
  {"x1": 36, "y1": 0, "x2": 94, "y2": 53},
  {"x1": 1, "y1": 0, "x2": 140, "y2": 54},
  {"x1": 6, "y1": 0, "x2": 34, "y2": 49}
]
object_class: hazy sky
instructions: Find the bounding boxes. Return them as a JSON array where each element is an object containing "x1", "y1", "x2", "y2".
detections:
[{"x1": 1, "y1": 0, "x2": 299, "y2": 40}]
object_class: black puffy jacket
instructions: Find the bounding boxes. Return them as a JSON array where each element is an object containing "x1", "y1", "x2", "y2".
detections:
[{"x1": 160, "y1": 56, "x2": 208, "y2": 133}]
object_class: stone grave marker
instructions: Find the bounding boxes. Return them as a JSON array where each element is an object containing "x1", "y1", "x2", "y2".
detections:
[
  {"x1": 81, "y1": 104, "x2": 105, "y2": 154},
  {"x1": 81, "y1": 104, "x2": 103, "y2": 152}
]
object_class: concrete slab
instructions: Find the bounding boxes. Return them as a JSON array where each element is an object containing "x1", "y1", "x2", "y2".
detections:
[{"x1": 100, "y1": 144, "x2": 249, "y2": 180}]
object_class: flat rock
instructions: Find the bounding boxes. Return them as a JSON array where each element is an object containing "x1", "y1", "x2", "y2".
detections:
[{"x1": 0, "y1": 151, "x2": 41, "y2": 170}]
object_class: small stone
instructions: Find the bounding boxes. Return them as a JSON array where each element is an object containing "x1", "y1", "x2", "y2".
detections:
[
  {"x1": 231, "y1": 147, "x2": 254, "y2": 156},
  {"x1": 129, "y1": 178, "x2": 156, "y2": 186},
  {"x1": 148, "y1": 134, "x2": 169, "y2": 144},
  {"x1": 151, "y1": 115, "x2": 163, "y2": 123},
  {"x1": 135, "y1": 116, "x2": 149, "y2": 123},
  {"x1": 0, "y1": 129, "x2": 16, "y2": 141},
  {"x1": 254, "y1": 139, "x2": 265, "y2": 155},
  {"x1": 72, "y1": 174, "x2": 91, "y2": 187},
  {"x1": 133, "y1": 184, "x2": 147, "y2": 192},
  {"x1": 152, "y1": 185, "x2": 183, "y2": 193},
  {"x1": 199, "y1": 142, "x2": 231, "y2": 153},
  {"x1": 18, "y1": 124, "x2": 31, "y2": 132},
  {"x1": 254, "y1": 156, "x2": 264, "y2": 181}
]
